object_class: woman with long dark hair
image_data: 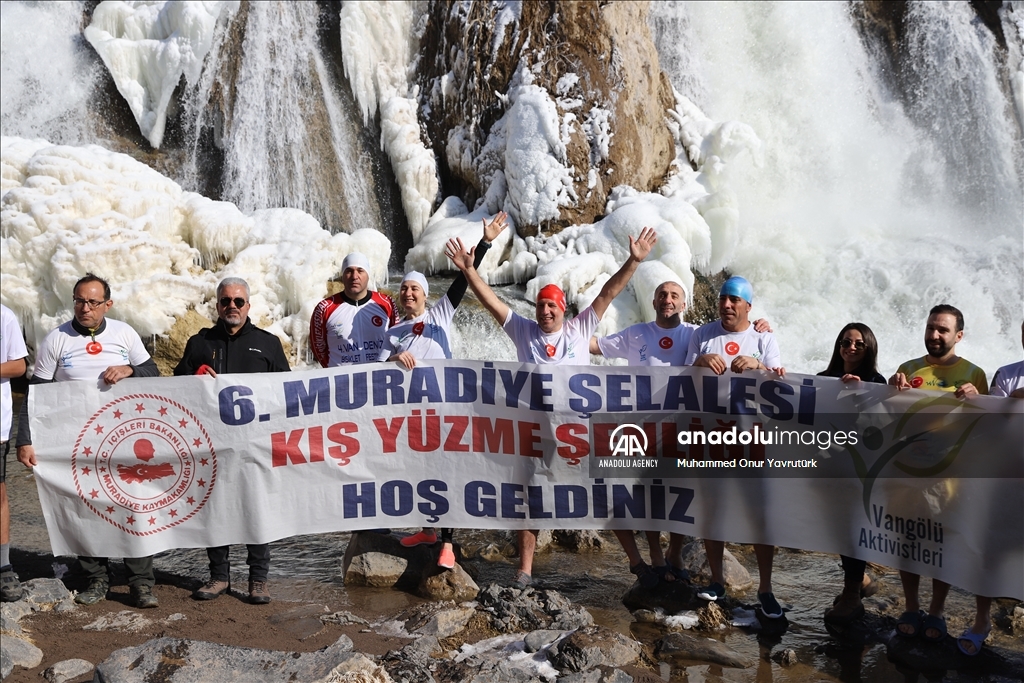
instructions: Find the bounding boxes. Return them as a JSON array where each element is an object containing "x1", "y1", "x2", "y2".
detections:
[{"x1": 820, "y1": 322, "x2": 884, "y2": 624}]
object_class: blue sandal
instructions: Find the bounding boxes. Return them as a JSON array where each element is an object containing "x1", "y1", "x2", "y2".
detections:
[
  {"x1": 922, "y1": 613, "x2": 947, "y2": 642},
  {"x1": 896, "y1": 610, "x2": 925, "y2": 638},
  {"x1": 956, "y1": 627, "x2": 989, "y2": 656}
]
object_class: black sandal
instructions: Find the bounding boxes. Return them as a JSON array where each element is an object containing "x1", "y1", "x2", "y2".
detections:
[{"x1": 630, "y1": 562, "x2": 660, "y2": 588}]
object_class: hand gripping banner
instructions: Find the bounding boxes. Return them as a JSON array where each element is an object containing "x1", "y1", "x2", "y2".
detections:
[{"x1": 29, "y1": 361, "x2": 1024, "y2": 599}]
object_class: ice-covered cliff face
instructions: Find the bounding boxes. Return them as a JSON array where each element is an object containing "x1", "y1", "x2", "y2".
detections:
[{"x1": 2, "y1": 0, "x2": 1022, "y2": 375}]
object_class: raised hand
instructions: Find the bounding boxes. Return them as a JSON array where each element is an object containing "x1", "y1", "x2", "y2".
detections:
[
  {"x1": 483, "y1": 211, "x2": 508, "y2": 243},
  {"x1": 445, "y1": 237, "x2": 475, "y2": 271},
  {"x1": 629, "y1": 226, "x2": 657, "y2": 262}
]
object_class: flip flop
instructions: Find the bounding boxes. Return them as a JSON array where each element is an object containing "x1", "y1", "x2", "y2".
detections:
[
  {"x1": 896, "y1": 610, "x2": 924, "y2": 638},
  {"x1": 922, "y1": 613, "x2": 947, "y2": 642},
  {"x1": 956, "y1": 627, "x2": 989, "y2": 656}
]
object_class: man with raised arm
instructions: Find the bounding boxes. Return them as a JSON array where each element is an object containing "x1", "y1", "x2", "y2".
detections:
[
  {"x1": 310, "y1": 253, "x2": 399, "y2": 367},
  {"x1": 16, "y1": 274, "x2": 161, "y2": 609},
  {"x1": 590, "y1": 280, "x2": 770, "y2": 589},
  {"x1": 175, "y1": 277, "x2": 290, "y2": 605},
  {"x1": 684, "y1": 276, "x2": 786, "y2": 619},
  {"x1": 446, "y1": 226, "x2": 658, "y2": 588},
  {"x1": 889, "y1": 304, "x2": 992, "y2": 655}
]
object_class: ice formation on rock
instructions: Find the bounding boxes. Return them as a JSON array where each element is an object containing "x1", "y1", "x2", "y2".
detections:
[{"x1": 0, "y1": 137, "x2": 389, "y2": 365}]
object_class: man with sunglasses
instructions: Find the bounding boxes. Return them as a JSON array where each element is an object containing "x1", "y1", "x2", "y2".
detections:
[
  {"x1": 310, "y1": 253, "x2": 399, "y2": 367},
  {"x1": 16, "y1": 273, "x2": 160, "y2": 608},
  {"x1": 174, "y1": 277, "x2": 290, "y2": 604}
]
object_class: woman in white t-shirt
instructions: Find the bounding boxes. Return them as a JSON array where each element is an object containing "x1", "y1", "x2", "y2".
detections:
[{"x1": 388, "y1": 212, "x2": 507, "y2": 569}]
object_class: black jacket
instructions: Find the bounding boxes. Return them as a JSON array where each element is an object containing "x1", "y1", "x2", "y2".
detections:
[{"x1": 174, "y1": 318, "x2": 290, "y2": 376}]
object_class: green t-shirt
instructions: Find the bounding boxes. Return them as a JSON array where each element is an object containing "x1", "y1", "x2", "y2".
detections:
[{"x1": 896, "y1": 356, "x2": 989, "y2": 394}]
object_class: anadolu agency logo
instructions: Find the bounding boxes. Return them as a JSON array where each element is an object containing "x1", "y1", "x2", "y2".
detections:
[
  {"x1": 608, "y1": 423, "x2": 649, "y2": 458},
  {"x1": 71, "y1": 394, "x2": 217, "y2": 535}
]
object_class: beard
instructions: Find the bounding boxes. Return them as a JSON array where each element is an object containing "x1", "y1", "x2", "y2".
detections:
[{"x1": 926, "y1": 339, "x2": 952, "y2": 357}]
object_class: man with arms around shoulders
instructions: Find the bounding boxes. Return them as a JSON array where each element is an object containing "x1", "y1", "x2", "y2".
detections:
[
  {"x1": 1, "y1": 304, "x2": 28, "y2": 601},
  {"x1": 310, "y1": 252, "x2": 399, "y2": 367},
  {"x1": 174, "y1": 278, "x2": 290, "y2": 604},
  {"x1": 684, "y1": 276, "x2": 786, "y2": 619},
  {"x1": 16, "y1": 274, "x2": 161, "y2": 608},
  {"x1": 889, "y1": 304, "x2": 992, "y2": 656},
  {"x1": 589, "y1": 279, "x2": 771, "y2": 588},
  {"x1": 447, "y1": 227, "x2": 659, "y2": 589}
]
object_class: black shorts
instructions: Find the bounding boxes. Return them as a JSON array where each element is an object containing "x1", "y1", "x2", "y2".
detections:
[{"x1": 0, "y1": 440, "x2": 8, "y2": 484}]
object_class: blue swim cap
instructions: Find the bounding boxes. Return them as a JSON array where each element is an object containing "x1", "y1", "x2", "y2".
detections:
[{"x1": 719, "y1": 276, "x2": 753, "y2": 303}]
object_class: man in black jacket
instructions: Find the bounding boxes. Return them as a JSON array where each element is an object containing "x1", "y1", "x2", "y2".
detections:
[{"x1": 174, "y1": 277, "x2": 290, "y2": 604}]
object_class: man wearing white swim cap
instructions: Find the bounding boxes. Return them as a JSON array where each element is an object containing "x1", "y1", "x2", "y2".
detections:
[{"x1": 310, "y1": 252, "x2": 399, "y2": 367}]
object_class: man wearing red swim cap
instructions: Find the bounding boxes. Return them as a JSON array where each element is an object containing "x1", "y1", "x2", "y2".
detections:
[{"x1": 445, "y1": 226, "x2": 658, "y2": 588}]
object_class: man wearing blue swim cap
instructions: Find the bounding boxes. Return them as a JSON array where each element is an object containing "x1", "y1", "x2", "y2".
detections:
[{"x1": 684, "y1": 275, "x2": 786, "y2": 619}]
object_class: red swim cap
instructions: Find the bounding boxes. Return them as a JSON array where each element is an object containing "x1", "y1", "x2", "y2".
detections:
[{"x1": 537, "y1": 284, "x2": 567, "y2": 311}]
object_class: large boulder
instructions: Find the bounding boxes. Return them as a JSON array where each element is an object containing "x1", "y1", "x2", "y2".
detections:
[
  {"x1": 656, "y1": 631, "x2": 751, "y2": 668},
  {"x1": 678, "y1": 541, "x2": 752, "y2": 590},
  {"x1": 417, "y1": 562, "x2": 480, "y2": 602},
  {"x1": 342, "y1": 531, "x2": 437, "y2": 589},
  {"x1": 547, "y1": 624, "x2": 641, "y2": 673}
]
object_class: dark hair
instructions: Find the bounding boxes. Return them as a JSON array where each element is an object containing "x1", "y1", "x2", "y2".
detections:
[
  {"x1": 819, "y1": 322, "x2": 879, "y2": 379},
  {"x1": 73, "y1": 273, "x2": 111, "y2": 301},
  {"x1": 929, "y1": 304, "x2": 964, "y2": 332}
]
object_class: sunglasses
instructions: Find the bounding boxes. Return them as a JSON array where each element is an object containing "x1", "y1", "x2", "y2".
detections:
[
  {"x1": 839, "y1": 338, "x2": 866, "y2": 350},
  {"x1": 73, "y1": 297, "x2": 108, "y2": 309},
  {"x1": 219, "y1": 297, "x2": 248, "y2": 308}
]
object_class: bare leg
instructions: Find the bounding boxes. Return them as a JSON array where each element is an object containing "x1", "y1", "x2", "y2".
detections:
[
  {"x1": 517, "y1": 530, "x2": 537, "y2": 576},
  {"x1": 704, "y1": 539, "x2": 725, "y2": 585},
  {"x1": 0, "y1": 483, "x2": 9, "y2": 549},
  {"x1": 923, "y1": 579, "x2": 950, "y2": 639},
  {"x1": 898, "y1": 571, "x2": 921, "y2": 635},
  {"x1": 753, "y1": 544, "x2": 774, "y2": 594},
  {"x1": 666, "y1": 533, "x2": 685, "y2": 569},
  {"x1": 645, "y1": 531, "x2": 666, "y2": 566},
  {"x1": 613, "y1": 530, "x2": 644, "y2": 567},
  {"x1": 958, "y1": 596, "x2": 992, "y2": 655}
]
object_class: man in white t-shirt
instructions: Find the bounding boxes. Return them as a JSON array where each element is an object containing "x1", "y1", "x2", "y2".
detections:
[
  {"x1": 16, "y1": 274, "x2": 161, "y2": 609},
  {"x1": 991, "y1": 321, "x2": 1024, "y2": 398},
  {"x1": 684, "y1": 276, "x2": 786, "y2": 619},
  {"x1": 310, "y1": 252, "x2": 399, "y2": 367},
  {"x1": 447, "y1": 227, "x2": 658, "y2": 588},
  {"x1": 590, "y1": 281, "x2": 771, "y2": 589},
  {"x1": 1, "y1": 305, "x2": 28, "y2": 602}
]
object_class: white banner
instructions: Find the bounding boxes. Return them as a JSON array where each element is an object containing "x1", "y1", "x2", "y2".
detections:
[{"x1": 30, "y1": 361, "x2": 1024, "y2": 599}]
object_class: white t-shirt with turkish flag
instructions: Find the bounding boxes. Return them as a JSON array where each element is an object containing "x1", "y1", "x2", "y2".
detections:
[
  {"x1": 598, "y1": 321, "x2": 697, "y2": 366},
  {"x1": 381, "y1": 295, "x2": 456, "y2": 360},
  {"x1": 34, "y1": 318, "x2": 152, "y2": 384},
  {"x1": 503, "y1": 307, "x2": 598, "y2": 365},
  {"x1": 684, "y1": 320, "x2": 781, "y2": 368}
]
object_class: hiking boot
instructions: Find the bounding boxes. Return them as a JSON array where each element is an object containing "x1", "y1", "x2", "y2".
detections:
[
  {"x1": 0, "y1": 568, "x2": 26, "y2": 602},
  {"x1": 193, "y1": 579, "x2": 230, "y2": 600},
  {"x1": 131, "y1": 584, "x2": 159, "y2": 609},
  {"x1": 75, "y1": 578, "x2": 109, "y2": 605},
  {"x1": 248, "y1": 580, "x2": 271, "y2": 605}
]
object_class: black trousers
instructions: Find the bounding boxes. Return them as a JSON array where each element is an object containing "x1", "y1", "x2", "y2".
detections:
[
  {"x1": 207, "y1": 544, "x2": 270, "y2": 582},
  {"x1": 841, "y1": 555, "x2": 866, "y2": 584},
  {"x1": 78, "y1": 556, "x2": 154, "y2": 587}
]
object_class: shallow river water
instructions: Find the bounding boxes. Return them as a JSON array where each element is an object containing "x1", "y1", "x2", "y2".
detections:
[{"x1": 7, "y1": 461, "x2": 1020, "y2": 683}]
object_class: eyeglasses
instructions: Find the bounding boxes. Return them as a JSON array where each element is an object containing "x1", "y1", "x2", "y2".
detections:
[
  {"x1": 839, "y1": 339, "x2": 866, "y2": 350},
  {"x1": 73, "y1": 298, "x2": 108, "y2": 309},
  {"x1": 219, "y1": 297, "x2": 248, "y2": 308}
]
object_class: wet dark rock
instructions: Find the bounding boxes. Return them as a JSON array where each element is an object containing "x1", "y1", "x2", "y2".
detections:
[
  {"x1": 477, "y1": 584, "x2": 593, "y2": 634},
  {"x1": 42, "y1": 658, "x2": 95, "y2": 683},
  {"x1": 656, "y1": 631, "x2": 752, "y2": 668},
  {"x1": 548, "y1": 625, "x2": 641, "y2": 673},
  {"x1": 822, "y1": 609, "x2": 894, "y2": 646},
  {"x1": 678, "y1": 541, "x2": 752, "y2": 589},
  {"x1": 342, "y1": 531, "x2": 437, "y2": 588},
  {"x1": 417, "y1": 561, "x2": 479, "y2": 602},
  {"x1": 621, "y1": 576, "x2": 700, "y2": 614},
  {"x1": 267, "y1": 603, "x2": 328, "y2": 641},
  {"x1": 885, "y1": 632, "x2": 1024, "y2": 678},
  {"x1": 93, "y1": 635, "x2": 378, "y2": 682},
  {"x1": 553, "y1": 530, "x2": 605, "y2": 552},
  {"x1": 1012, "y1": 604, "x2": 1024, "y2": 636},
  {"x1": 771, "y1": 648, "x2": 798, "y2": 666},
  {"x1": 524, "y1": 629, "x2": 568, "y2": 653}
]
